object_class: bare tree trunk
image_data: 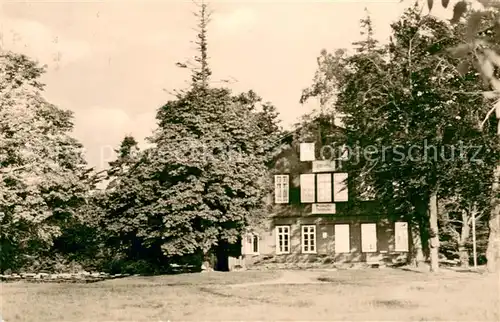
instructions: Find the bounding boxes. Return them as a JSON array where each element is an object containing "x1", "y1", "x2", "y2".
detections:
[
  {"x1": 459, "y1": 210, "x2": 471, "y2": 268},
  {"x1": 429, "y1": 191, "x2": 440, "y2": 272},
  {"x1": 486, "y1": 163, "x2": 500, "y2": 273}
]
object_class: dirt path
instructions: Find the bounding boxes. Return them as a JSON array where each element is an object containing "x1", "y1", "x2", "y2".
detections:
[{"x1": 229, "y1": 269, "x2": 331, "y2": 288}]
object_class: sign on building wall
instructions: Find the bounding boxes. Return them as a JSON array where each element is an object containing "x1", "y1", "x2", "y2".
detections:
[
  {"x1": 361, "y1": 223, "x2": 377, "y2": 252},
  {"x1": 394, "y1": 222, "x2": 409, "y2": 252},
  {"x1": 316, "y1": 173, "x2": 332, "y2": 202},
  {"x1": 300, "y1": 174, "x2": 315, "y2": 203},
  {"x1": 300, "y1": 143, "x2": 315, "y2": 161},
  {"x1": 312, "y1": 160, "x2": 336, "y2": 172},
  {"x1": 312, "y1": 203, "x2": 336, "y2": 214},
  {"x1": 335, "y1": 224, "x2": 350, "y2": 253},
  {"x1": 333, "y1": 173, "x2": 348, "y2": 202}
]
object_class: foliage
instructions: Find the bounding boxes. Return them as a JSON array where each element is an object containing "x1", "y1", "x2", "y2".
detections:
[
  {"x1": 96, "y1": 2, "x2": 282, "y2": 273},
  {"x1": 0, "y1": 50, "x2": 95, "y2": 272},
  {"x1": 426, "y1": 0, "x2": 500, "y2": 272},
  {"x1": 302, "y1": 6, "x2": 499, "y2": 269},
  {"x1": 438, "y1": 198, "x2": 489, "y2": 265}
]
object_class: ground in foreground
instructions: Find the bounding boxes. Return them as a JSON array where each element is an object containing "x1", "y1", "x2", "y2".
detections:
[{"x1": 1, "y1": 268, "x2": 498, "y2": 321}]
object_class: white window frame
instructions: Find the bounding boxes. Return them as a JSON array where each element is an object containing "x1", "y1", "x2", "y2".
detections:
[
  {"x1": 361, "y1": 223, "x2": 377, "y2": 253},
  {"x1": 274, "y1": 175, "x2": 289, "y2": 204},
  {"x1": 276, "y1": 225, "x2": 291, "y2": 254},
  {"x1": 301, "y1": 225, "x2": 317, "y2": 254},
  {"x1": 300, "y1": 174, "x2": 315, "y2": 203},
  {"x1": 246, "y1": 233, "x2": 260, "y2": 255},
  {"x1": 316, "y1": 173, "x2": 332, "y2": 203}
]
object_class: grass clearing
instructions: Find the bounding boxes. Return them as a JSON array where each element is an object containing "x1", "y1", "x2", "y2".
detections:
[{"x1": 1, "y1": 268, "x2": 498, "y2": 321}]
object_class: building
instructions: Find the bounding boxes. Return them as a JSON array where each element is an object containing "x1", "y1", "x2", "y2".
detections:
[{"x1": 232, "y1": 116, "x2": 411, "y2": 269}]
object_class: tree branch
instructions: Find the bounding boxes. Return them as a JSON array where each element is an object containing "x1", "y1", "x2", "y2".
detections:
[
  {"x1": 0, "y1": 165, "x2": 27, "y2": 173},
  {"x1": 480, "y1": 101, "x2": 498, "y2": 129}
]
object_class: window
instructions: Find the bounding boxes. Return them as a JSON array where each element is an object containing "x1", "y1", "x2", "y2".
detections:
[
  {"x1": 394, "y1": 222, "x2": 409, "y2": 252},
  {"x1": 276, "y1": 225, "x2": 290, "y2": 254},
  {"x1": 274, "y1": 175, "x2": 289, "y2": 204},
  {"x1": 300, "y1": 174, "x2": 315, "y2": 203},
  {"x1": 361, "y1": 223, "x2": 377, "y2": 253},
  {"x1": 316, "y1": 173, "x2": 332, "y2": 202},
  {"x1": 334, "y1": 173, "x2": 348, "y2": 202},
  {"x1": 335, "y1": 224, "x2": 350, "y2": 253},
  {"x1": 301, "y1": 225, "x2": 317, "y2": 253},
  {"x1": 246, "y1": 233, "x2": 259, "y2": 254}
]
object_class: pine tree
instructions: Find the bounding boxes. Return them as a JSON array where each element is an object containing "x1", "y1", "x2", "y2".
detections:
[
  {"x1": 352, "y1": 8, "x2": 378, "y2": 53},
  {"x1": 191, "y1": 1, "x2": 212, "y2": 90}
]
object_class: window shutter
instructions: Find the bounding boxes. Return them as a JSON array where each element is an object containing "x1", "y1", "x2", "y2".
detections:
[
  {"x1": 300, "y1": 174, "x2": 315, "y2": 203},
  {"x1": 300, "y1": 143, "x2": 315, "y2": 161},
  {"x1": 395, "y1": 222, "x2": 409, "y2": 252},
  {"x1": 317, "y1": 173, "x2": 332, "y2": 202},
  {"x1": 361, "y1": 223, "x2": 377, "y2": 252}
]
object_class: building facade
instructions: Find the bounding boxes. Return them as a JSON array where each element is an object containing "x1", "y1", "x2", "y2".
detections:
[{"x1": 233, "y1": 120, "x2": 412, "y2": 269}]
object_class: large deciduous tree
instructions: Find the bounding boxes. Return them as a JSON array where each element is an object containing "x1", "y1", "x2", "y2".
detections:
[
  {"x1": 99, "y1": 2, "x2": 282, "y2": 272},
  {"x1": 147, "y1": 2, "x2": 281, "y2": 270},
  {"x1": 425, "y1": 0, "x2": 500, "y2": 274},
  {"x1": 0, "y1": 50, "x2": 92, "y2": 271},
  {"x1": 302, "y1": 6, "x2": 499, "y2": 272}
]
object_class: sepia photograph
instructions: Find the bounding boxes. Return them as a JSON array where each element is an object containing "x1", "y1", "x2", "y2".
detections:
[{"x1": 0, "y1": 0, "x2": 499, "y2": 321}]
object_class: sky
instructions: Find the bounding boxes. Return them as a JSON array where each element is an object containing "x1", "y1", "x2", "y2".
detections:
[{"x1": 0, "y1": 0, "x2": 470, "y2": 170}]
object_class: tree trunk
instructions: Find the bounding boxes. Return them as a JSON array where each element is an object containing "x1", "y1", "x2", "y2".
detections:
[
  {"x1": 408, "y1": 200, "x2": 429, "y2": 267},
  {"x1": 486, "y1": 163, "x2": 500, "y2": 273},
  {"x1": 428, "y1": 191, "x2": 440, "y2": 272},
  {"x1": 459, "y1": 210, "x2": 471, "y2": 268},
  {"x1": 409, "y1": 219, "x2": 425, "y2": 266},
  {"x1": 408, "y1": 202, "x2": 428, "y2": 267},
  {"x1": 419, "y1": 214, "x2": 430, "y2": 261}
]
